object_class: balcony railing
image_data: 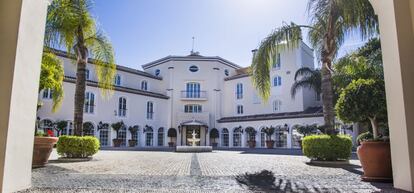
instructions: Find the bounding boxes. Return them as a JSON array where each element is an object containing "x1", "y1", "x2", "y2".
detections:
[{"x1": 180, "y1": 91, "x2": 207, "y2": 100}]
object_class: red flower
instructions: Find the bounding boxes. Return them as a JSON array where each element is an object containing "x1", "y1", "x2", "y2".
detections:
[{"x1": 47, "y1": 130, "x2": 54, "y2": 137}]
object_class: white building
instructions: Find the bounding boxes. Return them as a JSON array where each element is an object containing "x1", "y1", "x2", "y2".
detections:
[{"x1": 37, "y1": 42, "x2": 324, "y2": 148}]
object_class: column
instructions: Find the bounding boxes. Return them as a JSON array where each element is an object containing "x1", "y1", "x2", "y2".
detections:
[
  {"x1": 287, "y1": 126, "x2": 292, "y2": 148},
  {"x1": 0, "y1": 0, "x2": 50, "y2": 192},
  {"x1": 370, "y1": 0, "x2": 414, "y2": 191}
]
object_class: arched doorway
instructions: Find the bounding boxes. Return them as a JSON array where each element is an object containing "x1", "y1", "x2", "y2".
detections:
[
  {"x1": 97, "y1": 122, "x2": 110, "y2": 147},
  {"x1": 158, "y1": 127, "x2": 164, "y2": 146},
  {"x1": 167, "y1": 128, "x2": 177, "y2": 147},
  {"x1": 221, "y1": 128, "x2": 229, "y2": 147},
  {"x1": 144, "y1": 126, "x2": 154, "y2": 146},
  {"x1": 233, "y1": 127, "x2": 242, "y2": 147},
  {"x1": 83, "y1": 122, "x2": 95, "y2": 136},
  {"x1": 210, "y1": 128, "x2": 219, "y2": 146}
]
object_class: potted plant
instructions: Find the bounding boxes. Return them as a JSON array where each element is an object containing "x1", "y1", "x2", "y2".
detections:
[
  {"x1": 336, "y1": 79, "x2": 391, "y2": 181},
  {"x1": 263, "y1": 127, "x2": 275, "y2": 149},
  {"x1": 128, "y1": 125, "x2": 139, "y2": 147},
  {"x1": 245, "y1": 127, "x2": 257, "y2": 148},
  {"x1": 54, "y1": 120, "x2": 68, "y2": 136},
  {"x1": 111, "y1": 121, "x2": 125, "y2": 147},
  {"x1": 32, "y1": 118, "x2": 59, "y2": 168},
  {"x1": 167, "y1": 128, "x2": 177, "y2": 147},
  {"x1": 210, "y1": 128, "x2": 219, "y2": 147}
]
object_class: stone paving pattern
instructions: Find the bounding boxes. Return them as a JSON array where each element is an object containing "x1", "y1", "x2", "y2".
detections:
[{"x1": 18, "y1": 149, "x2": 406, "y2": 193}]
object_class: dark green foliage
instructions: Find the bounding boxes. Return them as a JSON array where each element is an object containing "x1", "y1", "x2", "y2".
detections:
[
  {"x1": 245, "y1": 127, "x2": 257, "y2": 139},
  {"x1": 128, "y1": 125, "x2": 139, "y2": 135},
  {"x1": 54, "y1": 120, "x2": 67, "y2": 136},
  {"x1": 294, "y1": 124, "x2": 319, "y2": 136},
  {"x1": 263, "y1": 127, "x2": 275, "y2": 140},
  {"x1": 111, "y1": 121, "x2": 125, "y2": 139},
  {"x1": 57, "y1": 135, "x2": 100, "y2": 158},
  {"x1": 302, "y1": 135, "x2": 352, "y2": 161},
  {"x1": 209, "y1": 128, "x2": 219, "y2": 139},
  {"x1": 356, "y1": 132, "x2": 373, "y2": 144}
]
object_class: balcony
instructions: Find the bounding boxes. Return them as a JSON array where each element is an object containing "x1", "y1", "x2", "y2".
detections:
[
  {"x1": 180, "y1": 91, "x2": 208, "y2": 100},
  {"x1": 176, "y1": 112, "x2": 210, "y2": 126}
]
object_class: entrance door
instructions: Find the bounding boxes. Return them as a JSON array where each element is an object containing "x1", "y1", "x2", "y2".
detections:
[{"x1": 186, "y1": 126, "x2": 201, "y2": 146}]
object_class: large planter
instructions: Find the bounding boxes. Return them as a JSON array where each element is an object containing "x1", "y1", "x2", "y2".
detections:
[
  {"x1": 168, "y1": 142, "x2": 175, "y2": 147},
  {"x1": 211, "y1": 142, "x2": 218, "y2": 147},
  {"x1": 266, "y1": 140, "x2": 275, "y2": 149},
  {"x1": 113, "y1": 139, "x2": 123, "y2": 147},
  {"x1": 248, "y1": 140, "x2": 256, "y2": 148},
  {"x1": 357, "y1": 141, "x2": 392, "y2": 181},
  {"x1": 32, "y1": 136, "x2": 59, "y2": 168},
  {"x1": 128, "y1": 140, "x2": 137, "y2": 147}
]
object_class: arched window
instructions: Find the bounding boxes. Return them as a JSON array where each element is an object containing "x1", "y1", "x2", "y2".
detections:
[
  {"x1": 260, "y1": 127, "x2": 266, "y2": 147},
  {"x1": 273, "y1": 100, "x2": 282, "y2": 112},
  {"x1": 84, "y1": 92, "x2": 95, "y2": 114},
  {"x1": 236, "y1": 105, "x2": 244, "y2": 115},
  {"x1": 184, "y1": 104, "x2": 202, "y2": 113},
  {"x1": 85, "y1": 69, "x2": 90, "y2": 80},
  {"x1": 118, "y1": 125, "x2": 127, "y2": 146},
  {"x1": 83, "y1": 122, "x2": 95, "y2": 136},
  {"x1": 155, "y1": 69, "x2": 160, "y2": 76},
  {"x1": 42, "y1": 88, "x2": 53, "y2": 99},
  {"x1": 275, "y1": 125, "x2": 288, "y2": 148},
  {"x1": 236, "y1": 83, "x2": 243, "y2": 99},
  {"x1": 145, "y1": 127, "x2": 154, "y2": 146},
  {"x1": 118, "y1": 97, "x2": 127, "y2": 117},
  {"x1": 273, "y1": 76, "x2": 282, "y2": 87},
  {"x1": 233, "y1": 127, "x2": 242, "y2": 147},
  {"x1": 114, "y1": 74, "x2": 121, "y2": 86},
  {"x1": 40, "y1": 119, "x2": 54, "y2": 133},
  {"x1": 141, "y1": 80, "x2": 148, "y2": 91},
  {"x1": 224, "y1": 69, "x2": 229, "y2": 76},
  {"x1": 158, "y1": 127, "x2": 164, "y2": 146},
  {"x1": 147, "y1": 102, "x2": 154, "y2": 120},
  {"x1": 130, "y1": 125, "x2": 139, "y2": 146},
  {"x1": 222, "y1": 128, "x2": 229, "y2": 147},
  {"x1": 98, "y1": 122, "x2": 109, "y2": 146},
  {"x1": 186, "y1": 82, "x2": 201, "y2": 98},
  {"x1": 272, "y1": 53, "x2": 281, "y2": 69}
]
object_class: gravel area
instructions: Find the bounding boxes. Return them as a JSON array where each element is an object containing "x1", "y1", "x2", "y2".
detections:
[{"x1": 17, "y1": 149, "x2": 404, "y2": 193}]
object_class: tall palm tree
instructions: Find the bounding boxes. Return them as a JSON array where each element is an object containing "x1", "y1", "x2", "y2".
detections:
[
  {"x1": 45, "y1": 0, "x2": 116, "y2": 136},
  {"x1": 290, "y1": 67, "x2": 321, "y2": 98},
  {"x1": 251, "y1": 0, "x2": 378, "y2": 134}
]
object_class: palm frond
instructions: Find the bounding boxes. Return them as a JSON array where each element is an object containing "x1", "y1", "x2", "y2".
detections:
[{"x1": 290, "y1": 67, "x2": 321, "y2": 98}]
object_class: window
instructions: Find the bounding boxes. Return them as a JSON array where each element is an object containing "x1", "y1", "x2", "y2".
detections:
[
  {"x1": 42, "y1": 88, "x2": 53, "y2": 99},
  {"x1": 141, "y1": 80, "x2": 148, "y2": 91},
  {"x1": 273, "y1": 100, "x2": 282, "y2": 112},
  {"x1": 224, "y1": 69, "x2": 229, "y2": 76},
  {"x1": 189, "y1": 65, "x2": 199, "y2": 72},
  {"x1": 84, "y1": 92, "x2": 95, "y2": 114},
  {"x1": 147, "y1": 102, "x2": 154, "y2": 120},
  {"x1": 185, "y1": 82, "x2": 201, "y2": 98},
  {"x1": 273, "y1": 53, "x2": 281, "y2": 69},
  {"x1": 83, "y1": 122, "x2": 95, "y2": 136},
  {"x1": 40, "y1": 119, "x2": 54, "y2": 133},
  {"x1": 119, "y1": 126, "x2": 127, "y2": 146},
  {"x1": 145, "y1": 127, "x2": 153, "y2": 146},
  {"x1": 236, "y1": 83, "x2": 243, "y2": 99},
  {"x1": 233, "y1": 128, "x2": 242, "y2": 147},
  {"x1": 114, "y1": 74, "x2": 121, "y2": 86},
  {"x1": 118, "y1": 97, "x2": 127, "y2": 117},
  {"x1": 85, "y1": 69, "x2": 90, "y2": 80},
  {"x1": 184, "y1": 104, "x2": 202, "y2": 113},
  {"x1": 99, "y1": 124, "x2": 109, "y2": 147},
  {"x1": 273, "y1": 76, "x2": 282, "y2": 87},
  {"x1": 260, "y1": 128, "x2": 266, "y2": 147},
  {"x1": 237, "y1": 105, "x2": 244, "y2": 115},
  {"x1": 222, "y1": 128, "x2": 229, "y2": 147},
  {"x1": 158, "y1": 127, "x2": 164, "y2": 146},
  {"x1": 155, "y1": 69, "x2": 160, "y2": 76}
]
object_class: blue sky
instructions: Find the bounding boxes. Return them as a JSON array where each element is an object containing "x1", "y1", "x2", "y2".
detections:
[{"x1": 92, "y1": 0, "x2": 365, "y2": 69}]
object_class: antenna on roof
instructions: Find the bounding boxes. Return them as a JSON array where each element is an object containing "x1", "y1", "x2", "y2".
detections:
[{"x1": 191, "y1": 36, "x2": 195, "y2": 54}]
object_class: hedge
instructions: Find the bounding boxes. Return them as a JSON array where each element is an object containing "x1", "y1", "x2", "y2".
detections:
[
  {"x1": 57, "y1": 135, "x2": 100, "y2": 158},
  {"x1": 302, "y1": 135, "x2": 352, "y2": 161}
]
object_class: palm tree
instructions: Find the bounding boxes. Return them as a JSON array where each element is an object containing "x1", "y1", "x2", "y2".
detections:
[
  {"x1": 39, "y1": 51, "x2": 64, "y2": 112},
  {"x1": 251, "y1": 0, "x2": 378, "y2": 134},
  {"x1": 290, "y1": 67, "x2": 321, "y2": 98},
  {"x1": 45, "y1": 0, "x2": 116, "y2": 136}
]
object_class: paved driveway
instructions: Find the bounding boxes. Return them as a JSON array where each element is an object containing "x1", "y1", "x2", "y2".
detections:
[{"x1": 19, "y1": 149, "x2": 402, "y2": 193}]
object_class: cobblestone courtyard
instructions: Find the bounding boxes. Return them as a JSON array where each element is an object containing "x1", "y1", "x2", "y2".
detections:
[{"x1": 20, "y1": 149, "x2": 402, "y2": 193}]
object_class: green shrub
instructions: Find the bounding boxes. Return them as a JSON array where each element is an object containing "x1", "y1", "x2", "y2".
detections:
[
  {"x1": 57, "y1": 135, "x2": 100, "y2": 158},
  {"x1": 302, "y1": 135, "x2": 352, "y2": 161}
]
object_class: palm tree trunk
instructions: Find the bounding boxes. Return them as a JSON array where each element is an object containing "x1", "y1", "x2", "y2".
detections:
[
  {"x1": 321, "y1": 61, "x2": 335, "y2": 134},
  {"x1": 73, "y1": 50, "x2": 88, "y2": 136}
]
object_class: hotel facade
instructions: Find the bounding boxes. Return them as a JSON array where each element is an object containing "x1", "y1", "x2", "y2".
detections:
[{"x1": 37, "y1": 42, "x2": 325, "y2": 148}]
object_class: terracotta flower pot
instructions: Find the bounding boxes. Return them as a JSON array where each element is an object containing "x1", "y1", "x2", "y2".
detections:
[
  {"x1": 113, "y1": 139, "x2": 123, "y2": 147},
  {"x1": 266, "y1": 140, "x2": 275, "y2": 149},
  {"x1": 248, "y1": 140, "x2": 256, "y2": 148},
  {"x1": 168, "y1": 142, "x2": 175, "y2": 147},
  {"x1": 32, "y1": 136, "x2": 59, "y2": 168},
  {"x1": 128, "y1": 140, "x2": 137, "y2": 147},
  {"x1": 357, "y1": 141, "x2": 393, "y2": 181}
]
